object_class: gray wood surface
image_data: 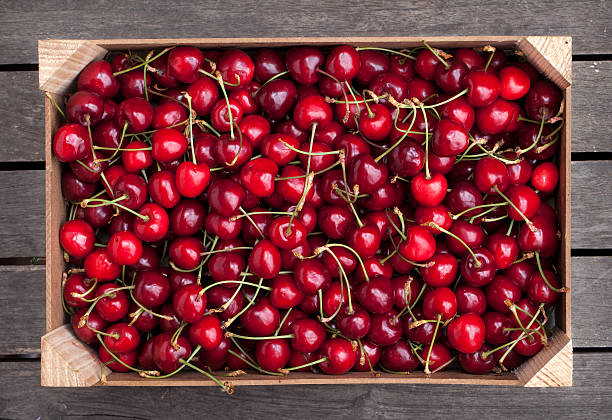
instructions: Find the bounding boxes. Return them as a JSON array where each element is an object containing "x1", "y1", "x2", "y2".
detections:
[
  {"x1": 0, "y1": 0, "x2": 611, "y2": 65},
  {"x1": 0, "y1": 352, "x2": 610, "y2": 419}
]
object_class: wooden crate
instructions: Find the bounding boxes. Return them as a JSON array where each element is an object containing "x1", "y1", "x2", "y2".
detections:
[{"x1": 40, "y1": 36, "x2": 572, "y2": 387}]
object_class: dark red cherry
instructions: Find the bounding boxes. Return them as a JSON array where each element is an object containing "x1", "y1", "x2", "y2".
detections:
[
  {"x1": 435, "y1": 60, "x2": 469, "y2": 94},
  {"x1": 256, "y1": 79, "x2": 298, "y2": 120},
  {"x1": 355, "y1": 50, "x2": 390, "y2": 85},
  {"x1": 208, "y1": 251, "x2": 245, "y2": 284},
  {"x1": 406, "y1": 77, "x2": 438, "y2": 103},
  {"x1": 150, "y1": 54, "x2": 178, "y2": 88},
  {"x1": 290, "y1": 318, "x2": 326, "y2": 353},
  {"x1": 205, "y1": 212, "x2": 243, "y2": 240},
  {"x1": 463, "y1": 70, "x2": 500, "y2": 107},
  {"x1": 59, "y1": 220, "x2": 95, "y2": 258},
  {"x1": 369, "y1": 73, "x2": 408, "y2": 106},
  {"x1": 381, "y1": 340, "x2": 419, "y2": 372},
  {"x1": 517, "y1": 215, "x2": 558, "y2": 258},
  {"x1": 516, "y1": 124, "x2": 558, "y2": 161},
  {"x1": 63, "y1": 273, "x2": 98, "y2": 308},
  {"x1": 168, "y1": 46, "x2": 203, "y2": 83},
  {"x1": 414, "y1": 204, "x2": 453, "y2": 235},
  {"x1": 475, "y1": 98, "x2": 513, "y2": 135},
  {"x1": 153, "y1": 332, "x2": 192, "y2": 373},
  {"x1": 169, "y1": 237, "x2": 204, "y2": 270},
  {"x1": 346, "y1": 221, "x2": 382, "y2": 260},
  {"x1": 256, "y1": 338, "x2": 290, "y2": 372},
  {"x1": 71, "y1": 308, "x2": 107, "y2": 344},
  {"x1": 527, "y1": 269, "x2": 561, "y2": 305},
  {"x1": 254, "y1": 48, "x2": 285, "y2": 82},
  {"x1": 483, "y1": 311, "x2": 512, "y2": 345},
  {"x1": 421, "y1": 253, "x2": 458, "y2": 287},
  {"x1": 67, "y1": 90, "x2": 104, "y2": 126},
  {"x1": 348, "y1": 153, "x2": 388, "y2": 194},
  {"x1": 524, "y1": 80, "x2": 562, "y2": 120},
  {"x1": 511, "y1": 329, "x2": 544, "y2": 356},
  {"x1": 353, "y1": 340, "x2": 381, "y2": 372},
  {"x1": 186, "y1": 77, "x2": 219, "y2": 116},
  {"x1": 318, "y1": 337, "x2": 356, "y2": 374},
  {"x1": 218, "y1": 49, "x2": 254, "y2": 89},
  {"x1": 113, "y1": 173, "x2": 148, "y2": 210},
  {"x1": 455, "y1": 285, "x2": 487, "y2": 315},
  {"x1": 172, "y1": 284, "x2": 206, "y2": 323},
  {"x1": 248, "y1": 239, "x2": 281, "y2": 279},
  {"x1": 356, "y1": 275, "x2": 394, "y2": 314},
  {"x1": 419, "y1": 342, "x2": 452, "y2": 372},
  {"x1": 390, "y1": 54, "x2": 416, "y2": 80},
  {"x1": 78, "y1": 60, "x2": 120, "y2": 99},
  {"x1": 207, "y1": 285, "x2": 244, "y2": 321},
  {"x1": 388, "y1": 138, "x2": 424, "y2": 177},
  {"x1": 208, "y1": 178, "x2": 245, "y2": 217},
  {"x1": 474, "y1": 156, "x2": 509, "y2": 194},
  {"x1": 432, "y1": 118, "x2": 469, "y2": 156},
  {"x1": 503, "y1": 261, "x2": 535, "y2": 292},
  {"x1": 445, "y1": 181, "x2": 484, "y2": 219},
  {"x1": 460, "y1": 247, "x2": 496, "y2": 287},
  {"x1": 285, "y1": 46, "x2": 324, "y2": 86},
  {"x1": 485, "y1": 275, "x2": 521, "y2": 313},
  {"x1": 188, "y1": 314, "x2": 222, "y2": 350},
  {"x1": 455, "y1": 48, "x2": 484, "y2": 70},
  {"x1": 325, "y1": 45, "x2": 360, "y2": 81},
  {"x1": 458, "y1": 344, "x2": 496, "y2": 374},
  {"x1": 170, "y1": 199, "x2": 206, "y2": 236},
  {"x1": 415, "y1": 49, "x2": 440, "y2": 80},
  {"x1": 53, "y1": 123, "x2": 90, "y2": 162},
  {"x1": 193, "y1": 132, "x2": 219, "y2": 166},
  {"x1": 133, "y1": 270, "x2": 171, "y2": 308},
  {"x1": 293, "y1": 95, "x2": 333, "y2": 130},
  {"x1": 367, "y1": 309, "x2": 403, "y2": 346},
  {"x1": 98, "y1": 347, "x2": 137, "y2": 373},
  {"x1": 241, "y1": 297, "x2": 280, "y2": 336}
]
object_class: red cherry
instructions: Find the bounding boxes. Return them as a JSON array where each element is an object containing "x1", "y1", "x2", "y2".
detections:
[
  {"x1": 59, "y1": 220, "x2": 95, "y2": 258},
  {"x1": 356, "y1": 275, "x2": 394, "y2": 314},
  {"x1": 511, "y1": 329, "x2": 544, "y2": 356},
  {"x1": 94, "y1": 283, "x2": 129, "y2": 322},
  {"x1": 99, "y1": 347, "x2": 137, "y2": 373},
  {"x1": 241, "y1": 297, "x2": 280, "y2": 336},
  {"x1": 290, "y1": 318, "x2": 326, "y2": 353},
  {"x1": 419, "y1": 342, "x2": 452, "y2": 372},
  {"x1": 218, "y1": 49, "x2": 254, "y2": 89},
  {"x1": 239, "y1": 114, "x2": 271, "y2": 148},
  {"x1": 353, "y1": 340, "x2": 382, "y2": 372},
  {"x1": 134, "y1": 202, "x2": 170, "y2": 242},
  {"x1": 104, "y1": 322, "x2": 140, "y2": 353},
  {"x1": 84, "y1": 248, "x2": 121, "y2": 282},
  {"x1": 318, "y1": 338, "x2": 357, "y2": 374},
  {"x1": 487, "y1": 232, "x2": 520, "y2": 269},
  {"x1": 474, "y1": 156, "x2": 509, "y2": 194},
  {"x1": 367, "y1": 309, "x2": 403, "y2": 346},
  {"x1": 411, "y1": 172, "x2": 448, "y2": 206},
  {"x1": 346, "y1": 221, "x2": 382, "y2": 260},
  {"x1": 248, "y1": 240, "x2": 281, "y2": 279},
  {"x1": 485, "y1": 275, "x2": 521, "y2": 313},
  {"x1": 173, "y1": 284, "x2": 206, "y2": 323},
  {"x1": 153, "y1": 332, "x2": 192, "y2": 373},
  {"x1": 169, "y1": 237, "x2": 204, "y2": 270},
  {"x1": 358, "y1": 103, "x2": 392, "y2": 141},
  {"x1": 133, "y1": 270, "x2": 171, "y2": 308},
  {"x1": 108, "y1": 230, "x2": 143, "y2": 265},
  {"x1": 294, "y1": 259, "x2": 331, "y2": 295},
  {"x1": 325, "y1": 45, "x2": 360, "y2": 81},
  {"x1": 78, "y1": 60, "x2": 119, "y2": 99},
  {"x1": 175, "y1": 161, "x2": 211, "y2": 198},
  {"x1": 447, "y1": 313, "x2": 485, "y2": 353},
  {"x1": 63, "y1": 273, "x2": 98, "y2": 308},
  {"x1": 527, "y1": 269, "x2": 561, "y2": 304},
  {"x1": 415, "y1": 49, "x2": 440, "y2": 80},
  {"x1": 53, "y1": 123, "x2": 90, "y2": 162},
  {"x1": 148, "y1": 170, "x2": 180, "y2": 208},
  {"x1": 399, "y1": 225, "x2": 436, "y2": 262},
  {"x1": 463, "y1": 70, "x2": 500, "y2": 107},
  {"x1": 348, "y1": 153, "x2": 388, "y2": 194},
  {"x1": 435, "y1": 60, "x2": 469, "y2": 94},
  {"x1": 256, "y1": 79, "x2": 298, "y2": 120},
  {"x1": 499, "y1": 66, "x2": 531, "y2": 100},
  {"x1": 285, "y1": 47, "x2": 324, "y2": 86},
  {"x1": 421, "y1": 252, "x2": 458, "y2": 287},
  {"x1": 71, "y1": 308, "x2": 107, "y2": 343},
  {"x1": 524, "y1": 80, "x2": 562, "y2": 120},
  {"x1": 66, "y1": 90, "x2": 104, "y2": 126},
  {"x1": 455, "y1": 48, "x2": 485, "y2": 70},
  {"x1": 115, "y1": 97, "x2": 154, "y2": 133},
  {"x1": 531, "y1": 162, "x2": 559, "y2": 193},
  {"x1": 475, "y1": 98, "x2": 513, "y2": 135},
  {"x1": 293, "y1": 95, "x2": 333, "y2": 130},
  {"x1": 355, "y1": 50, "x2": 390, "y2": 85},
  {"x1": 460, "y1": 247, "x2": 496, "y2": 287},
  {"x1": 432, "y1": 118, "x2": 469, "y2": 156},
  {"x1": 168, "y1": 46, "x2": 203, "y2": 83},
  {"x1": 381, "y1": 340, "x2": 420, "y2": 372},
  {"x1": 455, "y1": 285, "x2": 487, "y2": 315},
  {"x1": 256, "y1": 339, "x2": 291, "y2": 372},
  {"x1": 505, "y1": 184, "x2": 541, "y2": 220}
]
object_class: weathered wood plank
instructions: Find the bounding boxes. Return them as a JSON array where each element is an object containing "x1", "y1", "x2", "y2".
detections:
[
  {"x1": 1, "y1": 352, "x2": 611, "y2": 418},
  {"x1": 0, "y1": 256, "x2": 609, "y2": 354},
  {"x1": 0, "y1": 0, "x2": 611, "y2": 64},
  {"x1": 0, "y1": 171, "x2": 44, "y2": 258},
  {"x1": 0, "y1": 61, "x2": 609, "y2": 160},
  {"x1": 0, "y1": 72, "x2": 44, "y2": 162},
  {"x1": 573, "y1": 61, "x2": 612, "y2": 153},
  {"x1": 0, "y1": 266, "x2": 45, "y2": 354}
]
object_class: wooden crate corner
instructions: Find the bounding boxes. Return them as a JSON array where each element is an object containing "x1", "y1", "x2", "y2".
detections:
[
  {"x1": 41, "y1": 324, "x2": 109, "y2": 387},
  {"x1": 516, "y1": 329, "x2": 573, "y2": 387}
]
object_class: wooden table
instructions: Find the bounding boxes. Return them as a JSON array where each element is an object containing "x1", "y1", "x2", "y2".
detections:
[{"x1": 1, "y1": 1, "x2": 611, "y2": 418}]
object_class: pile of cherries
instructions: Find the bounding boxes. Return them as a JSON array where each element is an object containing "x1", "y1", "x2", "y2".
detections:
[{"x1": 54, "y1": 42, "x2": 564, "y2": 392}]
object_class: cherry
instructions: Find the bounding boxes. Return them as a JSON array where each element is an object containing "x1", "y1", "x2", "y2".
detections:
[
  {"x1": 269, "y1": 273, "x2": 303, "y2": 309},
  {"x1": 503, "y1": 261, "x2": 535, "y2": 292},
  {"x1": 354, "y1": 256, "x2": 393, "y2": 284},
  {"x1": 208, "y1": 252, "x2": 245, "y2": 284},
  {"x1": 175, "y1": 161, "x2": 211, "y2": 198},
  {"x1": 486, "y1": 232, "x2": 520, "y2": 269},
  {"x1": 506, "y1": 152, "x2": 532, "y2": 185},
  {"x1": 368, "y1": 309, "x2": 403, "y2": 346},
  {"x1": 516, "y1": 124, "x2": 558, "y2": 161},
  {"x1": 460, "y1": 247, "x2": 496, "y2": 287},
  {"x1": 128, "y1": 301, "x2": 159, "y2": 332},
  {"x1": 531, "y1": 162, "x2": 559, "y2": 193},
  {"x1": 168, "y1": 46, "x2": 203, "y2": 83},
  {"x1": 78, "y1": 60, "x2": 120, "y2": 99},
  {"x1": 485, "y1": 275, "x2": 521, "y2": 313},
  {"x1": 256, "y1": 79, "x2": 298, "y2": 120},
  {"x1": 71, "y1": 307, "x2": 107, "y2": 343},
  {"x1": 455, "y1": 48, "x2": 484, "y2": 70},
  {"x1": 94, "y1": 283, "x2": 129, "y2": 322},
  {"x1": 99, "y1": 347, "x2": 137, "y2": 373},
  {"x1": 207, "y1": 285, "x2": 244, "y2": 321},
  {"x1": 193, "y1": 132, "x2": 219, "y2": 166},
  {"x1": 438, "y1": 96, "x2": 475, "y2": 131},
  {"x1": 334, "y1": 93, "x2": 364, "y2": 129},
  {"x1": 109, "y1": 212, "x2": 133, "y2": 235},
  {"x1": 399, "y1": 225, "x2": 436, "y2": 262},
  {"x1": 447, "y1": 313, "x2": 485, "y2": 353},
  {"x1": 524, "y1": 80, "x2": 562, "y2": 120},
  {"x1": 369, "y1": 73, "x2": 408, "y2": 106},
  {"x1": 352, "y1": 340, "x2": 381, "y2": 372},
  {"x1": 511, "y1": 329, "x2": 543, "y2": 356},
  {"x1": 289, "y1": 318, "x2": 326, "y2": 353},
  {"x1": 527, "y1": 269, "x2": 561, "y2": 304},
  {"x1": 169, "y1": 237, "x2": 204, "y2": 270},
  {"x1": 458, "y1": 344, "x2": 496, "y2": 374},
  {"x1": 463, "y1": 70, "x2": 500, "y2": 107},
  {"x1": 446, "y1": 181, "x2": 483, "y2": 219},
  {"x1": 150, "y1": 54, "x2": 178, "y2": 88},
  {"x1": 355, "y1": 50, "x2": 390, "y2": 85},
  {"x1": 112, "y1": 173, "x2": 148, "y2": 210},
  {"x1": 217, "y1": 49, "x2": 255, "y2": 89},
  {"x1": 153, "y1": 332, "x2": 192, "y2": 373},
  {"x1": 205, "y1": 212, "x2": 243, "y2": 240},
  {"x1": 411, "y1": 172, "x2": 448, "y2": 206},
  {"x1": 248, "y1": 239, "x2": 281, "y2": 279},
  {"x1": 346, "y1": 221, "x2": 382, "y2": 259},
  {"x1": 116, "y1": 97, "x2": 154, "y2": 133},
  {"x1": 293, "y1": 95, "x2": 333, "y2": 130},
  {"x1": 241, "y1": 297, "x2": 280, "y2": 336},
  {"x1": 390, "y1": 54, "x2": 415, "y2": 80},
  {"x1": 517, "y1": 215, "x2": 558, "y2": 257},
  {"x1": 67, "y1": 90, "x2": 104, "y2": 126},
  {"x1": 261, "y1": 133, "x2": 299, "y2": 165},
  {"x1": 418, "y1": 342, "x2": 452, "y2": 372},
  {"x1": 133, "y1": 203, "x2": 169, "y2": 242},
  {"x1": 324, "y1": 45, "x2": 360, "y2": 81},
  {"x1": 482, "y1": 311, "x2": 512, "y2": 345},
  {"x1": 435, "y1": 59, "x2": 469, "y2": 94},
  {"x1": 432, "y1": 118, "x2": 469, "y2": 156},
  {"x1": 473, "y1": 156, "x2": 509, "y2": 194},
  {"x1": 318, "y1": 337, "x2": 356, "y2": 375},
  {"x1": 122, "y1": 140, "x2": 153, "y2": 173},
  {"x1": 172, "y1": 284, "x2": 206, "y2": 323},
  {"x1": 53, "y1": 123, "x2": 90, "y2": 162},
  {"x1": 498, "y1": 66, "x2": 531, "y2": 100},
  {"x1": 210, "y1": 98, "x2": 244, "y2": 133},
  {"x1": 285, "y1": 46, "x2": 324, "y2": 86},
  {"x1": 269, "y1": 216, "x2": 307, "y2": 249},
  {"x1": 84, "y1": 248, "x2": 120, "y2": 282},
  {"x1": 348, "y1": 153, "x2": 388, "y2": 193},
  {"x1": 505, "y1": 184, "x2": 540, "y2": 220},
  {"x1": 104, "y1": 322, "x2": 140, "y2": 353},
  {"x1": 119, "y1": 69, "x2": 153, "y2": 98},
  {"x1": 445, "y1": 220, "x2": 485, "y2": 256},
  {"x1": 455, "y1": 285, "x2": 487, "y2": 315},
  {"x1": 315, "y1": 120, "x2": 345, "y2": 146},
  {"x1": 421, "y1": 253, "x2": 458, "y2": 287},
  {"x1": 414, "y1": 204, "x2": 453, "y2": 235},
  {"x1": 169, "y1": 199, "x2": 206, "y2": 236},
  {"x1": 132, "y1": 270, "x2": 170, "y2": 309},
  {"x1": 356, "y1": 275, "x2": 394, "y2": 314},
  {"x1": 415, "y1": 49, "x2": 440, "y2": 81},
  {"x1": 475, "y1": 98, "x2": 512, "y2": 135},
  {"x1": 60, "y1": 220, "x2": 95, "y2": 258},
  {"x1": 256, "y1": 339, "x2": 291, "y2": 372},
  {"x1": 391, "y1": 276, "x2": 422, "y2": 310},
  {"x1": 253, "y1": 48, "x2": 285, "y2": 82},
  {"x1": 381, "y1": 340, "x2": 419, "y2": 372},
  {"x1": 405, "y1": 77, "x2": 438, "y2": 103},
  {"x1": 294, "y1": 258, "x2": 331, "y2": 295},
  {"x1": 387, "y1": 138, "x2": 424, "y2": 177},
  {"x1": 108, "y1": 230, "x2": 143, "y2": 265},
  {"x1": 238, "y1": 114, "x2": 270, "y2": 148},
  {"x1": 207, "y1": 178, "x2": 245, "y2": 217},
  {"x1": 63, "y1": 273, "x2": 97, "y2": 308}
]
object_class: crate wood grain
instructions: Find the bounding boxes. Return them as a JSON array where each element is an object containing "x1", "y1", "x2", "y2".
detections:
[{"x1": 39, "y1": 36, "x2": 572, "y2": 387}]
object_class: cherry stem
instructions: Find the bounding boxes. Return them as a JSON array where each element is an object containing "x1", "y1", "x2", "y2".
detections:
[
  {"x1": 239, "y1": 207, "x2": 265, "y2": 239},
  {"x1": 493, "y1": 185, "x2": 536, "y2": 232},
  {"x1": 516, "y1": 111, "x2": 546, "y2": 156},
  {"x1": 79, "y1": 285, "x2": 136, "y2": 326},
  {"x1": 215, "y1": 70, "x2": 235, "y2": 139},
  {"x1": 535, "y1": 251, "x2": 567, "y2": 293},
  {"x1": 180, "y1": 359, "x2": 234, "y2": 394},
  {"x1": 226, "y1": 332, "x2": 294, "y2": 341},
  {"x1": 128, "y1": 288, "x2": 174, "y2": 321},
  {"x1": 112, "y1": 47, "x2": 173, "y2": 76},
  {"x1": 224, "y1": 277, "x2": 264, "y2": 329},
  {"x1": 424, "y1": 314, "x2": 442, "y2": 375},
  {"x1": 171, "y1": 321, "x2": 188, "y2": 348},
  {"x1": 45, "y1": 92, "x2": 66, "y2": 120},
  {"x1": 281, "y1": 357, "x2": 328, "y2": 373},
  {"x1": 232, "y1": 211, "x2": 291, "y2": 220},
  {"x1": 203, "y1": 279, "x2": 271, "y2": 294},
  {"x1": 506, "y1": 219, "x2": 515, "y2": 236},
  {"x1": 355, "y1": 46, "x2": 416, "y2": 60},
  {"x1": 317, "y1": 247, "x2": 353, "y2": 316},
  {"x1": 98, "y1": 121, "x2": 128, "y2": 162},
  {"x1": 483, "y1": 45, "x2": 496, "y2": 72},
  {"x1": 82, "y1": 197, "x2": 150, "y2": 222},
  {"x1": 385, "y1": 208, "x2": 406, "y2": 241},
  {"x1": 200, "y1": 246, "x2": 253, "y2": 255},
  {"x1": 93, "y1": 146, "x2": 152, "y2": 151},
  {"x1": 195, "y1": 119, "x2": 221, "y2": 137},
  {"x1": 255, "y1": 70, "x2": 290, "y2": 95},
  {"x1": 277, "y1": 139, "x2": 341, "y2": 156},
  {"x1": 323, "y1": 243, "x2": 369, "y2": 283},
  {"x1": 469, "y1": 206, "x2": 501, "y2": 224},
  {"x1": 425, "y1": 221, "x2": 482, "y2": 267},
  {"x1": 375, "y1": 104, "x2": 417, "y2": 163},
  {"x1": 425, "y1": 88, "x2": 468, "y2": 109},
  {"x1": 199, "y1": 69, "x2": 241, "y2": 87},
  {"x1": 275, "y1": 159, "x2": 341, "y2": 180},
  {"x1": 419, "y1": 103, "x2": 431, "y2": 179},
  {"x1": 423, "y1": 41, "x2": 450, "y2": 68},
  {"x1": 356, "y1": 339, "x2": 379, "y2": 376},
  {"x1": 275, "y1": 307, "x2": 293, "y2": 336},
  {"x1": 286, "y1": 124, "x2": 317, "y2": 235},
  {"x1": 452, "y1": 202, "x2": 507, "y2": 220},
  {"x1": 183, "y1": 92, "x2": 196, "y2": 164},
  {"x1": 482, "y1": 304, "x2": 544, "y2": 359},
  {"x1": 70, "y1": 279, "x2": 98, "y2": 299}
]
